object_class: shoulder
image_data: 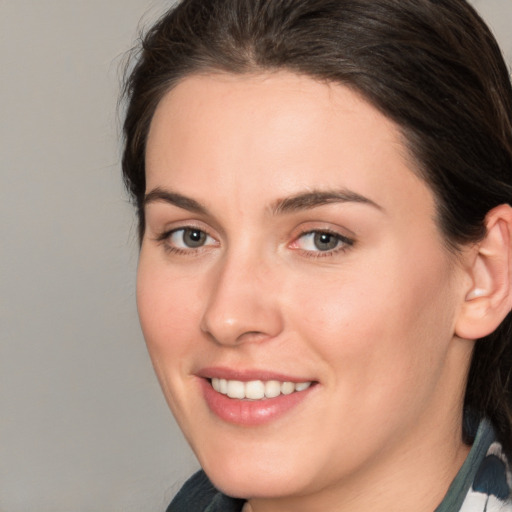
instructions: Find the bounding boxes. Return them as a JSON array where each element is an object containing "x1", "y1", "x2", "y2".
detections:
[
  {"x1": 460, "y1": 440, "x2": 512, "y2": 512},
  {"x1": 166, "y1": 471, "x2": 217, "y2": 512},
  {"x1": 166, "y1": 470, "x2": 245, "y2": 512},
  {"x1": 437, "y1": 417, "x2": 512, "y2": 512}
]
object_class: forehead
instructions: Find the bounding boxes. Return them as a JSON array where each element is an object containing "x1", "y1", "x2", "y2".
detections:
[
  {"x1": 147, "y1": 71, "x2": 405, "y2": 164},
  {"x1": 145, "y1": 71, "x2": 433, "y2": 223}
]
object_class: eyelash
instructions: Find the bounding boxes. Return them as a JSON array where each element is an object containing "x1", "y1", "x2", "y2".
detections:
[
  {"x1": 155, "y1": 227, "x2": 355, "y2": 258},
  {"x1": 155, "y1": 227, "x2": 218, "y2": 256},
  {"x1": 291, "y1": 229, "x2": 355, "y2": 258}
]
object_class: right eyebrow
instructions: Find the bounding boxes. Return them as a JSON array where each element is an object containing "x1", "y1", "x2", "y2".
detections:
[{"x1": 144, "y1": 187, "x2": 208, "y2": 215}]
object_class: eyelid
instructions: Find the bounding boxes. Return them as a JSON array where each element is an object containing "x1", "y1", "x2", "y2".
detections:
[
  {"x1": 289, "y1": 227, "x2": 355, "y2": 256},
  {"x1": 155, "y1": 225, "x2": 214, "y2": 242},
  {"x1": 154, "y1": 222, "x2": 220, "y2": 254}
]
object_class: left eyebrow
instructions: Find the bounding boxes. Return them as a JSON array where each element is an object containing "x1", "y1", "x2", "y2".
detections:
[{"x1": 270, "y1": 189, "x2": 383, "y2": 215}]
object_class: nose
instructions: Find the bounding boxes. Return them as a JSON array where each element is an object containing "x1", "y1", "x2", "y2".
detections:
[{"x1": 200, "y1": 253, "x2": 284, "y2": 346}]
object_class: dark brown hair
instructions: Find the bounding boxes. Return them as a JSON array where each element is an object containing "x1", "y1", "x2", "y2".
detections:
[{"x1": 122, "y1": 0, "x2": 512, "y2": 453}]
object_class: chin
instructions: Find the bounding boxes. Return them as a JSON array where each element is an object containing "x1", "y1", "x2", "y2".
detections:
[
  {"x1": 207, "y1": 468, "x2": 304, "y2": 500},
  {"x1": 197, "y1": 445, "x2": 319, "y2": 500}
]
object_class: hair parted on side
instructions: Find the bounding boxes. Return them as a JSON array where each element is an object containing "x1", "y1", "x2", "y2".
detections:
[{"x1": 121, "y1": 0, "x2": 512, "y2": 454}]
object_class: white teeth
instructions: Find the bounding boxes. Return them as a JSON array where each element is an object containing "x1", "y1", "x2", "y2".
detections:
[
  {"x1": 245, "y1": 380, "x2": 265, "y2": 400},
  {"x1": 281, "y1": 381, "x2": 295, "y2": 395},
  {"x1": 227, "y1": 380, "x2": 245, "y2": 399},
  {"x1": 264, "y1": 380, "x2": 281, "y2": 398},
  {"x1": 210, "y1": 378, "x2": 312, "y2": 400},
  {"x1": 295, "y1": 382, "x2": 311, "y2": 392}
]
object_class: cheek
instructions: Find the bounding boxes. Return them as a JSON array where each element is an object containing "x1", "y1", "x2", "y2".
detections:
[
  {"x1": 285, "y1": 244, "x2": 458, "y2": 398},
  {"x1": 136, "y1": 256, "x2": 201, "y2": 365},
  {"x1": 136, "y1": 257, "x2": 207, "y2": 426}
]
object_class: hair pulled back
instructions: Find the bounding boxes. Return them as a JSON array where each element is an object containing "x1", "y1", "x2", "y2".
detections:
[{"x1": 122, "y1": 0, "x2": 512, "y2": 453}]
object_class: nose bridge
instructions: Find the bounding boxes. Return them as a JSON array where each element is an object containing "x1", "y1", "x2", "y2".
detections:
[{"x1": 200, "y1": 246, "x2": 283, "y2": 346}]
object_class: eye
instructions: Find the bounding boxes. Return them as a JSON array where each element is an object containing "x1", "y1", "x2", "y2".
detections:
[
  {"x1": 162, "y1": 227, "x2": 217, "y2": 251},
  {"x1": 293, "y1": 230, "x2": 354, "y2": 254}
]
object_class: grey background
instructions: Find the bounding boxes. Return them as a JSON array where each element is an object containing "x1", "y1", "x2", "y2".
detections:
[{"x1": 1, "y1": 1, "x2": 511, "y2": 511}]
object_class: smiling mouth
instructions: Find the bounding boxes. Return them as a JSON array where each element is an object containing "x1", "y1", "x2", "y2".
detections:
[{"x1": 210, "y1": 378, "x2": 313, "y2": 400}]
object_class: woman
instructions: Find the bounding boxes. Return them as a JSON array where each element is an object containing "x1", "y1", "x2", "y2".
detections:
[{"x1": 122, "y1": 0, "x2": 512, "y2": 510}]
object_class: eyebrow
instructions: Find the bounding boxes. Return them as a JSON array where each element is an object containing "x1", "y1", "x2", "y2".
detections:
[
  {"x1": 144, "y1": 187, "x2": 208, "y2": 215},
  {"x1": 270, "y1": 189, "x2": 383, "y2": 215},
  {"x1": 143, "y1": 187, "x2": 383, "y2": 216}
]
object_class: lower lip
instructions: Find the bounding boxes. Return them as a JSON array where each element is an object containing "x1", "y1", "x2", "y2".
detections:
[{"x1": 200, "y1": 379, "x2": 315, "y2": 426}]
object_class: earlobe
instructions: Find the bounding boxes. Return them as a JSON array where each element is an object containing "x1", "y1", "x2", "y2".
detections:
[{"x1": 455, "y1": 204, "x2": 512, "y2": 340}]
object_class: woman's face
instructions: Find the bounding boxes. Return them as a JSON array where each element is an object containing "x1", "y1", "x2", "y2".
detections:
[{"x1": 138, "y1": 72, "x2": 473, "y2": 503}]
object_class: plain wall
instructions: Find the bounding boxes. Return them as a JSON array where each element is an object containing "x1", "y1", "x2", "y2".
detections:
[{"x1": 1, "y1": 1, "x2": 511, "y2": 511}]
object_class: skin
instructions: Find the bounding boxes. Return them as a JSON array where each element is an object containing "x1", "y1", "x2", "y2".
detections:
[{"x1": 138, "y1": 72, "x2": 476, "y2": 512}]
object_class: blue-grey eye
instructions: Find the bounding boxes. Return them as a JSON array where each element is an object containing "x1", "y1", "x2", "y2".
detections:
[
  {"x1": 168, "y1": 228, "x2": 212, "y2": 249},
  {"x1": 295, "y1": 231, "x2": 351, "y2": 252},
  {"x1": 183, "y1": 228, "x2": 206, "y2": 247},
  {"x1": 313, "y1": 232, "x2": 339, "y2": 251}
]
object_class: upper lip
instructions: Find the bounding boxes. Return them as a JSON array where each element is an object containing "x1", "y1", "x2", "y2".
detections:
[{"x1": 197, "y1": 366, "x2": 315, "y2": 383}]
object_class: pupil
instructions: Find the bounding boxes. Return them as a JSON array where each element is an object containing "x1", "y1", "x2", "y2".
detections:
[
  {"x1": 314, "y1": 232, "x2": 338, "y2": 251},
  {"x1": 184, "y1": 229, "x2": 206, "y2": 247}
]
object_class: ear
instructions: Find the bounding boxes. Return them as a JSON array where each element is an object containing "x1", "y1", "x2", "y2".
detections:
[{"x1": 455, "y1": 204, "x2": 512, "y2": 340}]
